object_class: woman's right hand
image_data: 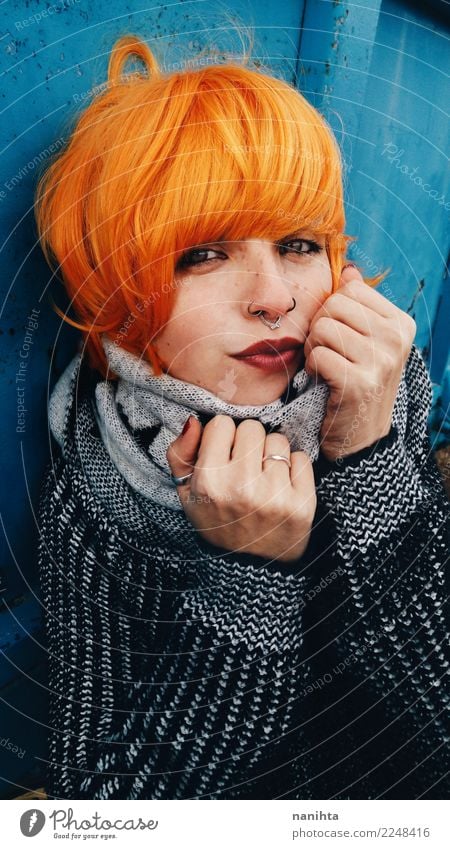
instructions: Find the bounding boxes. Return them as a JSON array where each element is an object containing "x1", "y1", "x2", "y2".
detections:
[{"x1": 166, "y1": 415, "x2": 317, "y2": 563}]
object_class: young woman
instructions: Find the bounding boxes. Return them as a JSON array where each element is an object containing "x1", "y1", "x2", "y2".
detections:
[{"x1": 35, "y1": 35, "x2": 449, "y2": 800}]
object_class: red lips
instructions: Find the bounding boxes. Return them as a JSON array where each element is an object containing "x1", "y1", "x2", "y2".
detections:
[{"x1": 232, "y1": 337, "x2": 302, "y2": 358}]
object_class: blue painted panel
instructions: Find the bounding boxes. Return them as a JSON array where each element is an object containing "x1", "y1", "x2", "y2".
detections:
[
  {"x1": 300, "y1": 0, "x2": 449, "y2": 338},
  {"x1": 0, "y1": 594, "x2": 48, "y2": 797},
  {"x1": 349, "y1": 0, "x2": 449, "y2": 349},
  {"x1": 298, "y1": 0, "x2": 450, "y2": 443},
  {"x1": 298, "y1": 0, "x2": 383, "y2": 115},
  {"x1": 0, "y1": 671, "x2": 48, "y2": 799}
]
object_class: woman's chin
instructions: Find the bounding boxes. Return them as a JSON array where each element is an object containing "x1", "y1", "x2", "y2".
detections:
[
  {"x1": 215, "y1": 355, "x2": 304, "y2": 405},
  {"x1": 229, "y1": 374, "x2": 292, "y2": 406}
]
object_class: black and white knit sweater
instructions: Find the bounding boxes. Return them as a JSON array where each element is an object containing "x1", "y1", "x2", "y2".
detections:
[{"x1": 37, "y1": 344, "x2": 449, "y2": 800}]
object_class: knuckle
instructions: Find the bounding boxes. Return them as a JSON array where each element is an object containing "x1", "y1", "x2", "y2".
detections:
[
  {"x1": 310, "y1": 316, "x2": 332, "y2": 342},
  {"x1": 206, "y1": 414, "x2": 235, "y2": 432},
  {"x1": 310, "y1": 345, "x2": 331, "y2": 365},
  {"x1": 206, "y1": 482, "x2": 226, "y2": 504},
  {"x1": 316, "y1": 315, "x2": 334, "y2": 333},
  {"x1": 191, "y1": 470, "x2": 211, "y2": 498},
  {"x1": 236, "y1": 418, "x2": 266, "y2": 436},
  {"x1": 319, "y1": 294, "x2": 340, "y2": 319},
  {"x1": 340, "y1": 278, "x2": 361, "y2": 297},
  {"x1": 265, "y1": 433, "x2": 290, "y2": 452},
  {"x1": 403, "y1": 313, "x2": 416, "y2": 339},
  {"x1": 232, "y1": 487, "x2": 257, "y2": 514}
]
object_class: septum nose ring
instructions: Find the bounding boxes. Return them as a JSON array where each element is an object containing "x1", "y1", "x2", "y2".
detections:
[{"x1": 247, "y1": 297, "x2": 296, "y2": 330}]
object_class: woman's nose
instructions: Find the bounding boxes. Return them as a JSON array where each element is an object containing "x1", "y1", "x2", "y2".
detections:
[{"x1": 242, "y1": 244, "x2": 295, "y2": 321}]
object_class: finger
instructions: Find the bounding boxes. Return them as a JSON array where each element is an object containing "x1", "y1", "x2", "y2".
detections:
[
  {"x1": 196, "y1": 414, "x2": 236, "y2": 473},
  {"x1": 230, "y1": 418, "x2": 266, "y2": 473},
  {"x1": 166, "y1": 415, "x2": 203, "y2": 483},
  {"x1": 289, "y1": 450, "x2": 316, "y2": 502},
  {"x1": 339, "y1": 266, "x2": 396, "y2": 319},
  {"x1": 260, "y1": 433, "x2": 293, "y2": 480},
  {"x1": 305, "y1": 345, "x2": 353, "y2": 388},
  {"x1": 308, "y1": 292, "x2": 385, "y2": 340},
  {"x1": 340, "y1": 263, "x2": 365, "y2": 283},
  {"x1": 338, "y1": 269, "x2": 415, "y2": 352},
  {"x1": 304, "y1": 316, "x2": 374, "y2": 364}
]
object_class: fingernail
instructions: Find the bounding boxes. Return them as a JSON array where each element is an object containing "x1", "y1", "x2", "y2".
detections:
[
  {"x1": 181, "y1": 416, "x2": 192, "y2": 436},
  {"x1": 342, "y1": 262, "x2": 357, "y2": 270}
]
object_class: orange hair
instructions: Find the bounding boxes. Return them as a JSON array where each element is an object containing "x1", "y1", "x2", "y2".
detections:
[{"x1": 34, "y1": 34, "x2": 388, "y2": 377}]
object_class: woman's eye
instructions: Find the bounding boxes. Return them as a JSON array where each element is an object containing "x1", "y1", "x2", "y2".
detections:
[
  {"x1": 176, "y1": 239, "x2": 322, "y2": 270},
  {"x1": 278, "y1": 239, "x2": 322, "y2": 256},
  {"x1": 177, "y1": 248, "x2": 226, "y2": 268}
]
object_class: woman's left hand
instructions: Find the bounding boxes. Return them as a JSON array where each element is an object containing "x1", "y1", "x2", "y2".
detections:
[{"x1": 304, "y1": 264, "x2": 417, "y2": 462}]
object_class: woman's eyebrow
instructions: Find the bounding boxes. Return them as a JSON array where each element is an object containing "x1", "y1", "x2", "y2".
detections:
[
  {"x1": 186, "y1": 231, "x2": 325, "y2": 251},
  {"x1": 187, "y1": 234, "x2": 230, "y2": 248},
  {"x1": 279, "y1": 228, "x2": 323, "y2": 240}
]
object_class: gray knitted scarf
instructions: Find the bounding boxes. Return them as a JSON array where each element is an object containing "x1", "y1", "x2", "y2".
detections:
[{"x1": 49, "y1": 335, "x2": 329, "y2": 512}]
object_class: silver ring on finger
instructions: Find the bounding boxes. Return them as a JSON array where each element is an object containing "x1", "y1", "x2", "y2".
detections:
[
  {"x1": 171, "y1": 471, "x2": 194, "y2": 486},
  {"x1": 261, "y1": 454, "x2": 292, "y2": 468}
]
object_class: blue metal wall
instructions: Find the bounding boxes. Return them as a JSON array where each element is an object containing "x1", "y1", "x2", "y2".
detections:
[
  {"x1": 298, "y1": 0, "x2": 450, "y2": 439},
  {"x1": 0, "y1": 0, "x2": 448, "y2": 796}
]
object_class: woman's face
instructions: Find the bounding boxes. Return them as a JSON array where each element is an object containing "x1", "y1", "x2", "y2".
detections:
[{"x1": 152, "y1": 232, "x2": 333, "y2": 405}]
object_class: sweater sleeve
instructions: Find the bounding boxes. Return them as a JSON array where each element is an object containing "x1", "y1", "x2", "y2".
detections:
[
  {"x1": 308, "y1": 344, "x2": 450, "y2": 798},
  {"x1": 38, "y1": 436, "x2": 314, "y2": 801}
]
